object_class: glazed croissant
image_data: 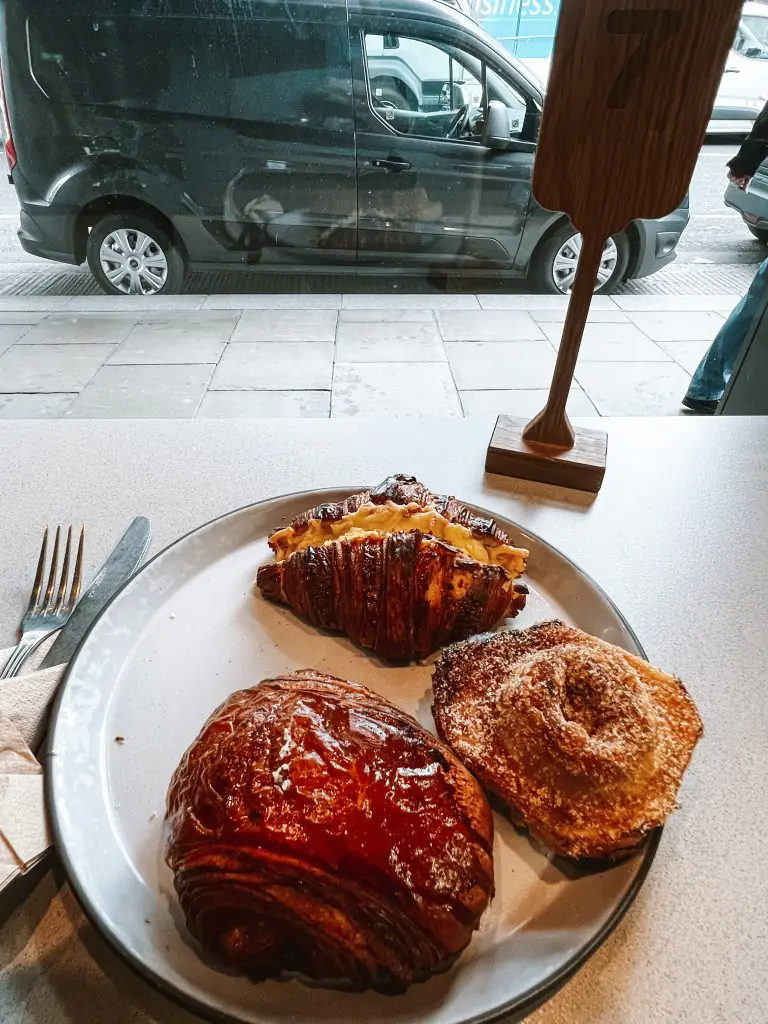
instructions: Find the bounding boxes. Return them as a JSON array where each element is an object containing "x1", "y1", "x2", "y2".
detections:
[
  {"x1": 256, "y1": 474, "x2": 529, "y2": 661},
  {"x1": 165, "y1": 670, "x2": 494, "y2": 992},
  {"x1": 432, "y1": 621, "x2": 703, "y2": 860}
]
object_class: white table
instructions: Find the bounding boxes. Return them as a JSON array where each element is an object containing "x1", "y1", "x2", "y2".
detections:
[{"x1": 0, "y1": 417, "x2": 765, "y2": 1024}]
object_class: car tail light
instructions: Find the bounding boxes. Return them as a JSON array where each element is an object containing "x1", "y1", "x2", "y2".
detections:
[{"x1": 0, "y1": 61, "x2": 16, "y2": 172}]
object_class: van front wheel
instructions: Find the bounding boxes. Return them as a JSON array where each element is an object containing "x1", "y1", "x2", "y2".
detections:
[
  {"x1": 528, "y1": 223, "x2": 629, "y2": 295},
  {"x1": 87, "y1": 214, "x2": 185, "y2": 296}
]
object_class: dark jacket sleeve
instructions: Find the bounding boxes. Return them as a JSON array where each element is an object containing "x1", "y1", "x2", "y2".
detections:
[{"x1": 728, "y1": 99, "x2": 768, "y2": 177}]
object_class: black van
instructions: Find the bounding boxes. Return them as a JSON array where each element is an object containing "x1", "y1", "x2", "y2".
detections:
[{"x1": 0, "y1": 0, "x2": 689, "y2": 295}]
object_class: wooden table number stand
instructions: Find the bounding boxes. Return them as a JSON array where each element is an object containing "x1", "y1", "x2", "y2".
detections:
[{"x1": 486, "y1": 0, "x2": 743, "y2": 492}]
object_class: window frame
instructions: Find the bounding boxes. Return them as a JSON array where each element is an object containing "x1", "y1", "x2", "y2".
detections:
[
  {"x1": 361, "y1": 30, "x2": 484, "y2": 144},
  {"x1": 357, "y1": 26, "x2": 532, "y2": 147}
]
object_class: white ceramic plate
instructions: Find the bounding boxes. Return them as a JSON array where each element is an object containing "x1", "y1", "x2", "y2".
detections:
[{"x1": 47, "y1": 488, "x2": 659, "y2": 1024}]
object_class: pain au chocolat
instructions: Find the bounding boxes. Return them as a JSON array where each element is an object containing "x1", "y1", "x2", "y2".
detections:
[
  {"x1": 165, "y1": 670, "x2": 494, "y2": 992},
  {"x1": 432, "y1": 622, "x2": 703, "y2": 860},
  {"x1": 256, "y1": 475, "x2": 529, "y2": 661}
]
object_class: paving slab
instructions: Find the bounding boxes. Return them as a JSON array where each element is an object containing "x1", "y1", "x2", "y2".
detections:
[
  {"x1": 613, "y1": 294, "x2": 739, "y2": 313},
  {"x1": 65, "y1": 364, "x2": 213, "y2": 418},
  {"x1": 0, "y1": 297, "x2": 72, "y2": 311},
  {"x1": 231, "y1": 310, "x2": 337, "y2": 343},
  {"x1": 459, "y1": 387, "x2": 597, "y2": 417},
  {"x1": 109, "y1": 315, "x2": 237, "y2": 364},
  {"x1": 65, "y1": 295, "x2": 206, "y2": 312},
  {"x1": 0, "y1": 343, "x2": 113, "y2": 392},
  {"x1": 0, "y1": 313, "x2": 47, "y2": 325},
  {"x1": 0, "y1": 393, "x2": 77, "y2": 418},
  {"x1": 445, "y1": 341, "x2": 556, "y2": 390},
  {"x1": 202, "y1": 294, "x2": 341, "y2": 310},
  {"x1": 530, "y1": 308, "x2": 630, "y2": 323},
  {"x1": 478, "y1": 294, "x2": 619, "y2": 311},
  {"x1": 574, "y1": 360, "x2": 692, "y2": 416},
  {"x1": 332, "y1": 362, "x2": 461, "y2": 416},
  {"x1": 21, "y1": 313, "x2": 138, "y2": 345},
  {"x1": 0, "y1": 324, "x2": 32, "y2": 355},
  {"x1": 197, "y1": 390, "x2": 330, "y2": 418},
  {"x1": 625, "y1": 311, "x2": 725, "y2": 342},
  {"x1": 342, "y1": 293, "x2": 480, "y2": 310},
  {"x1": 657, "y1": 340, "x2": 711, "y2": 375},
  {"x1": 437, "y1": 310, "x2": 545, "y2": 342},
  {"x1": 338, "y1": 309, "x2": 434, "y2": 323},
  {"x1": 336, "y1": 321, "x2": 444, "y2": 362},
  {"x1": 210, "y1": 342, "x2": 334, "y2": 390},
  {"x1": 541, "y1": 321, "x2": 671, "y2": 361}
]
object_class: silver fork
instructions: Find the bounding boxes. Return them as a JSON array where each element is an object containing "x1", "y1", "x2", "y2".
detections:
[{"x1": 1, "y1": 525, "x2": 85, "y2": 679}]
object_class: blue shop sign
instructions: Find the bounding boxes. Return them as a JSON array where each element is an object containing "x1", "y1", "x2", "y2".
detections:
[{"x1": 479, "y1": 0, "x2": 561, "y2": 58}]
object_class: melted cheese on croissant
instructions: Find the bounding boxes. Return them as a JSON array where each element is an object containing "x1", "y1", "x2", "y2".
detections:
[{"x1": 270, "y1": 501, "x2": 528, "y2": 577}]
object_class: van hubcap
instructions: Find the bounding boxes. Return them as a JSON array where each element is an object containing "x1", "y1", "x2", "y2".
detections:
[
  {"x1": 100, "y1": 229, "x2": 168, "y2": 295},
  {"x1": 552, "y1": 234, "x2": 618, "y2": 293}
]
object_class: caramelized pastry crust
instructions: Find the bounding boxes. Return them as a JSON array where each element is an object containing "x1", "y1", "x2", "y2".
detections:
[
  {"x1": 279, "y1": 474, "x2": 514, "y2": 547},
  {"x1": 165, "y1": 670, "x2": 494, "y2": 992},
  {"x1": 432, "y1": 621, "x2": 703, "y2": 859},
  {"x1": 257, "y1": 475, "x2": 529, "y2": 661}
]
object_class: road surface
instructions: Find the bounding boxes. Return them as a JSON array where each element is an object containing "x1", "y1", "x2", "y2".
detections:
[
  {"x1": 680, "y1": 142, "x2": 765, "y2": 262},
  {"x1": 0, "y1": 143, "x2": 761, "y2": 288}
]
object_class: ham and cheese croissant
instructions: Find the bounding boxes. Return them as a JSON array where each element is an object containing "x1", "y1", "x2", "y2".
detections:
[{"x1": 256, "y1": 475, "x2": 529, "y2": 661}]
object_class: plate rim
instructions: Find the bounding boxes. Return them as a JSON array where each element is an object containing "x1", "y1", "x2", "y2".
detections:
[{"x1": 45, "y1": 484, "x2": 660, "y2": 1024}]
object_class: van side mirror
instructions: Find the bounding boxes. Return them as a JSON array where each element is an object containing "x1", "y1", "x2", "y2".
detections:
[
  {"x1": 483, "y1": 100, "x2": 511, "y2": 150},
  {"x1": 383, "y1": 34, "x2": 399, "y2": 49}
]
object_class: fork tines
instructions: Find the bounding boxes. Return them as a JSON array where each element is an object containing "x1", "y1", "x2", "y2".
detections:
[{"x1": 27, "y1": 525, "x2": 85, "y2": 616}]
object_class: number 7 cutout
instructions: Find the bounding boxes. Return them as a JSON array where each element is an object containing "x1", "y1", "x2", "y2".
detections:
[{"x1": 486, "y1": 0, "x2": 744, "y2": 492}]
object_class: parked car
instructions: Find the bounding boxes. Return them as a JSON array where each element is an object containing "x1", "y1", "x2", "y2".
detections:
[
  {"x1": 0, "y1": 0, "x2": 688, "y2": 296},
  {"x1": 709, "y1": 2, "x2": 768, "y2": 135},
  {"x1": 518, "y1": 2, "x2": 768, "y2": 139},
  {"x1": 725, "y1": 165, "x2": 768, "y2": 242}
]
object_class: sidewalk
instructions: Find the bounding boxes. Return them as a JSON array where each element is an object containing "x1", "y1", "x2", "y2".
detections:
[{"x1": 0, "y1": 292, "x2": 737, "y2": 420}]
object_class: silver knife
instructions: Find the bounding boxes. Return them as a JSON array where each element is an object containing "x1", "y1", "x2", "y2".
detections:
[{"x1": 39, "y1": 516, "x2": 151, "y2": 669}]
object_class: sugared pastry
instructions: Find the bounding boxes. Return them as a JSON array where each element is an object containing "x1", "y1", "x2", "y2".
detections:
[{"x1": 432, "y1": 621, "x2": 703, "y2": 859}]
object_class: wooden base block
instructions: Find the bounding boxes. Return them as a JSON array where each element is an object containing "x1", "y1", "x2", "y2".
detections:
[{"x1": 486, "y1": 415, "x2": 607, "y2": 493}]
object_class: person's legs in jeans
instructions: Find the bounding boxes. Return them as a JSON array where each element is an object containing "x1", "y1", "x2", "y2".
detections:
[{"x1": 685, "y1": 257, "x2": 768, "y2": 405}]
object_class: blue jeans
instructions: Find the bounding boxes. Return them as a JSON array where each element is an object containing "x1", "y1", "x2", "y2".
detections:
[{"x1": 686, "y1": 257, "x2": 768, "y2": 402}]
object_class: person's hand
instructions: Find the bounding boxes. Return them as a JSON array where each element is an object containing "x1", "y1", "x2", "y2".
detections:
[{"x1": 728, "y1": 172, "x2": 751, "y2": 191}]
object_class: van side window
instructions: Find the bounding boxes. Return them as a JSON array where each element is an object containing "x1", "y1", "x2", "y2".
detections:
[
  {"x1": 362, "y1": 32, "x2": 527, "y2": 143},
  {"x1": 27, "y1": 15, "x2": 230, "y2": 118},
  {"x1": 27, "y1": 14, "x2": 352, "y2": 129},
  {"x1": 228, "y1": 19, "x2": 352, "y2": 127}
]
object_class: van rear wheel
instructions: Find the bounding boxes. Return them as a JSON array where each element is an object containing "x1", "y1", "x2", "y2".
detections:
[{"x1": 87, "y1": 214, "x2": 185, "y2": 296}]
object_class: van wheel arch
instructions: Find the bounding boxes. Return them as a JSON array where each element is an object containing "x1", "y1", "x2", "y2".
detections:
[
  {"x1": 84, "y1": 208, "x2": 186, "y2": 295},
  {"x1": 74, "y1": 196, "x2": 186, "y2": 266}
]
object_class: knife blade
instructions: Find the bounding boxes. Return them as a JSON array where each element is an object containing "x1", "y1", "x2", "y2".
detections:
[{"x1": 39, "y1": 516, "x2": 151, "y2": 669}]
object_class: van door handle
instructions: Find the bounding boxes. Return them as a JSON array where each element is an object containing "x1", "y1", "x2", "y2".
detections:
[{"x1": 371, "y1": 157, "x2": 412, "y2": 172}]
